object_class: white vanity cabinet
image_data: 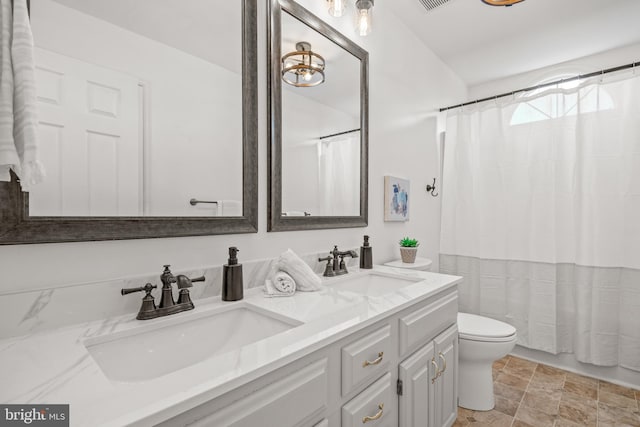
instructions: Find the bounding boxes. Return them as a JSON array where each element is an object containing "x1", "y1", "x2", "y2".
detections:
[
  {"x1": 161, "y1": 287, "x2": 458, "y2": 427},
  {"x1": 398, "y1": 325, "x2": 458, "y2": 427}
]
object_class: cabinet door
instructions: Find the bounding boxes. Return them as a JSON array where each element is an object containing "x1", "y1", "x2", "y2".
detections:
[
  {"x1": 398, "y1": 341, "x2": 436, "y2": 427},
  {"x1": 434, "y1": 325, "x2": 458, "y2": 427}
]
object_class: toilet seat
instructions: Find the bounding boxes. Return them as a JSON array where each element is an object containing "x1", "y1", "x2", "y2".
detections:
[{"x1": 458, "y1": 312, "x2": 517, "y2": 342}]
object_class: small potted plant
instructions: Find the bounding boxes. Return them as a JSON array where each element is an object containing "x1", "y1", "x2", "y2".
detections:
[{"x1": 399, "y1": 237, "x2": 420, "y2": 263}]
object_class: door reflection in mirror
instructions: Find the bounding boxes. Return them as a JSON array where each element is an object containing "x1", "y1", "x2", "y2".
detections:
[{"x1": 29, "y1": 0, "x2": 243, "y2": 217}]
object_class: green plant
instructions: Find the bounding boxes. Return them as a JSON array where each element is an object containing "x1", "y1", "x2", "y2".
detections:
[{"x1": 399, "y1": 237, "x2": 420, "y2": 247}]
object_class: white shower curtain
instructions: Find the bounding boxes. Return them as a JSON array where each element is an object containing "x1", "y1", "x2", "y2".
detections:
[
  {"x1": 318, "y1": 131, "x2": 360, "y2": 216},
  {"x1": 440, "y1": 72, "x2": 640, "y2": 371}
]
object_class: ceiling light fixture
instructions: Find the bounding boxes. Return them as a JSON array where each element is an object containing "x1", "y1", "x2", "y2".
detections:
[
  {"x1": 355, "y1": 0, "x2": 374, "y2": 36},
  {"x1": 326, "y1": 0, "x2": 374, "y2": 36},
  {"x1": 327, "y1": 0, "x2": 346, "y2": 17},
  {"x1": 281, "y1": 42, "x2": 326, "y2": 88},
  {"x1": 481, "y1": 0, "x2": 525, "y2": 6}
]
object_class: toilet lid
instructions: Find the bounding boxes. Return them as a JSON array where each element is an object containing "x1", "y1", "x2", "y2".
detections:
[{"x1": 457, "y1": 313, "x2": 516, "y2": 340}]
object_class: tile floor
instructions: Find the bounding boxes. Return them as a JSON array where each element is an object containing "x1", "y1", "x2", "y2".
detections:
[{"x1": 453, "y1": 355, "x2": 640, "y2": 427}]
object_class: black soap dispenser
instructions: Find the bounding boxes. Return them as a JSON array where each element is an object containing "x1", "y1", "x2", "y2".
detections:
[
  {"x1": 360, "y1": 235, "x2": 373, "y2": 269},
  {"x1": 222, "y1": 246, "x2": 243, "y2": 301}
]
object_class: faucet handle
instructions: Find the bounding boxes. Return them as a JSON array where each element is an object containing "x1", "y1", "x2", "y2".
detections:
[
  {"x1": 121, "y1": 283, "x2": 157, "y2": 296},
  {"x1": 121, "y1": 283, "x2": 159, "y2": 320},
  {"x1": 319, "y1": 255, "x2": 336, "y2": 277},
  {"x1": 175, "y1": 275, "x2": 205, "y2": 307},
  {"x1": 176, "y1": 275, "x2": 205, "y2": 290}
]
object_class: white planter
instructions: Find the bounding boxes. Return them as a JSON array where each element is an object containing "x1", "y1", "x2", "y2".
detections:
[{"x1": 399, "y1": 247, "x2": 418, "y2": 263}]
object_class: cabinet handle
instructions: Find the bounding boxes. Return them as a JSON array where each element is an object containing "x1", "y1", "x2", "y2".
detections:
[
  {"x1": 362, "y1": 403, "x2": 384, "y2": 423},
  {"x1": 431, "y1": 358, "x2": 440, "y2": 383},
  {"x1": 362, "y1": 352, "x2": 384, "y2": 367},
  {"x1": 438, "y1": 352, "x2": 447, "y2": 374}
]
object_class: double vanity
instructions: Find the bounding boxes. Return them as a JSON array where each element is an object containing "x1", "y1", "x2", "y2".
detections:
[{"x1": 0, "y1": 267, "x2": 461, "y2": 427}]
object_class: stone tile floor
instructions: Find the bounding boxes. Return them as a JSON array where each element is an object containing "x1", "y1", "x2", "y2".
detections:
[{"x1": 453, "y1": 355, "x2": 640, "y2": 427}]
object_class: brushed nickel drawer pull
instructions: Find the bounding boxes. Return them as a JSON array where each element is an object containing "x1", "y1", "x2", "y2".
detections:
[
  {"x1": 362, "y1": 403, "x2": 384, "y2": 423},
  {"x1": 362, "y1": 352, "x2": 384, "y2": 367},
  {"x1": 431, "y1": 358, "x2": 440, "y2": 383},
  {"x1": 438, "y1": 352, "x2": 447, "y2": 373}
]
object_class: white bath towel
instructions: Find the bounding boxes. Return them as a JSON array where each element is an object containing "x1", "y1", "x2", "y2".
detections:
[
  {"x1": 275, "y1": 249, "x2": 322, "y2": 292},
  {"x1": 0, "y1": 0, "x2": 18, "y2": 181},
  {"x1": 0, "y1": 0, "x2": 44, "y2": 190}
]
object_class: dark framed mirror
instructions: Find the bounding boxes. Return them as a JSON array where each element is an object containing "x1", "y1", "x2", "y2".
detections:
[
  {"x1": 268, "y1": 0, "x2": 368, "y2": 232},
  {"x1": 0, "y1": 0, "x2": 258, "y2": 244}
]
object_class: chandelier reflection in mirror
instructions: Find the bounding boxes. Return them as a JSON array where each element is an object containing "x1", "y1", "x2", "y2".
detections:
[
  {"x1": 281, "y1": 42, "x2": 326, "y2": 88},
  {"x1": 326, "y1": 0, "x2": 374, "y2": 36},
  {"x1": 481, "y1": 0, "x2": 525, "y2": 6}
]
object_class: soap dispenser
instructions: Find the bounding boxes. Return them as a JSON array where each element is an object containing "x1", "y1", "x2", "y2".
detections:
[
  {"x1": 222, "y1": 246, "x2": 243, "y2": 301},
  {"x1": 360, "y1": 235, "x2": 373, "y2": 269}
]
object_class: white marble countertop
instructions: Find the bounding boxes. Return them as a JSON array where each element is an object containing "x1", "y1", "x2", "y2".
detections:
[{"x1": 0, "y1": 266, "x2": 461, "y2": 427}]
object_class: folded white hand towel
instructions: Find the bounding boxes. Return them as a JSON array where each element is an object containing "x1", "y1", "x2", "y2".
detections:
[
  {"x1": 264, "y1": 278, "x2": 295, "y2": 298},
  {"x1": 275, "y1": 249, "x2": 322, "y2": 292}
]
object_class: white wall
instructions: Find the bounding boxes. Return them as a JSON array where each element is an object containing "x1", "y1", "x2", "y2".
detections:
[
  {"x1": 468, "y1": 42, "x2": 640, "y2": 100},
  {"x1": 32, "y1": 0, "x2": 244, "y2": 217},
  {"x1": 0, "y1": 0, "x2": 466, "y2": 294}
]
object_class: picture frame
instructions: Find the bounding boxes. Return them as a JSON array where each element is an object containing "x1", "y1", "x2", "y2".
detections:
[{"x1": 384, "y1": 175, "x2": 410, "y2": 221}]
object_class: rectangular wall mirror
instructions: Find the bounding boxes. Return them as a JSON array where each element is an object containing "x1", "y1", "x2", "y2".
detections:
[
  {"x1": 0, "y1": 0, "x2": 258, "y2": 244},
  {"x1": 268, "y1": 0, "x2": 369, "y2": 231}
]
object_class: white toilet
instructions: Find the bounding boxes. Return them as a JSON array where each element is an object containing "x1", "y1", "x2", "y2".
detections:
[{"x1": 457, "y1": 312, "x2": 517, "y2": 411}]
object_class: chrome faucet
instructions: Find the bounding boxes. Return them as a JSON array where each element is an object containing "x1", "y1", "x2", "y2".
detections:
[
  {"x1": 320, "y1": 245, "x2": 358, "y2": 277},
  {"x1": 121, "y1": 265, "x2": 205, "y2": 320}
]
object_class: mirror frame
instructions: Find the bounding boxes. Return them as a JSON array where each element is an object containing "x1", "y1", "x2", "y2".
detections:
[
  {"x1": 267, "y1": 0, "x2": 369, "y2": 232},
  {"x1": 0, "y1": 0, "x2": 258, "y2": 244}
]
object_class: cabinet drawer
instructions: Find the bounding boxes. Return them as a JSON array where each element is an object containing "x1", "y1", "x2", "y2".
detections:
[
  {"x1": 341, "y1": 325, "x2": 392, "y2": 395},
  {"x1": 398, "y1": 292, "x2": 457, "y2": 356},
  {"x1": 189, "y1": 359, "x2": 328, "y2": 427},
  {"x1": 342, "y1": 373, "x2": 393, "y2": 427}
]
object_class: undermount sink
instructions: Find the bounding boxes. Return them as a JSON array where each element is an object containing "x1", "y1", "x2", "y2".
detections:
[
  {"x1": 326, "y1": 272, "x2": 422, "y2": 297},
  {"x1": 85, "y1": 304, "x2": 301, "y2": 382}
]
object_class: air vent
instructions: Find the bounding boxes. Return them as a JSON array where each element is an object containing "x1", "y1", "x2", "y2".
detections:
[{"x1": 417, "y1": 0, "x2": 452, "y2": 11}]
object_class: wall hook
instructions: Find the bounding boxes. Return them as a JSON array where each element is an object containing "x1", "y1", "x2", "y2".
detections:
[{"x1": 426, "y1": 178, "x2": 438, "y2": 197}]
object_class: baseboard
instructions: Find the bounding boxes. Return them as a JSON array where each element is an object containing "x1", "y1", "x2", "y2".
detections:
[{"x1": 510, "y1": 345, "x2": 640, "y2": 391}]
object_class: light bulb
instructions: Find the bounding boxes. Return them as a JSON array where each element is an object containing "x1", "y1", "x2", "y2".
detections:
[
  {"x1": 303, "y1": 71, "x2": 313, "y2": 82},
  {"x1": 327, "y1": 0, "x2": 345, "y2": 17},
  {"x1": 357, "y1": 8, "x2": 371, "y2": 36}
]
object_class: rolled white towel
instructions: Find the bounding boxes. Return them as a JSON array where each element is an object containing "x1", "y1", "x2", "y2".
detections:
[
  {"x1": 264, "y1": 278, "x2": 295, "y2": 298},
  {"x1": 275, "y1": 249, "x2": 322, "y2": 292},
  {"x1": 273, "y1": 271, "x2": 296, "y2": 293}
]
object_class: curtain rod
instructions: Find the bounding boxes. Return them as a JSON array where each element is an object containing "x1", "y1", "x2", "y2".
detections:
[
  {"x1": 439, "y1": 61, "x2": 640, "y2": 112},
  {"x1": 319, "y1": 128, "x2": 361, "y2": 140}
]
